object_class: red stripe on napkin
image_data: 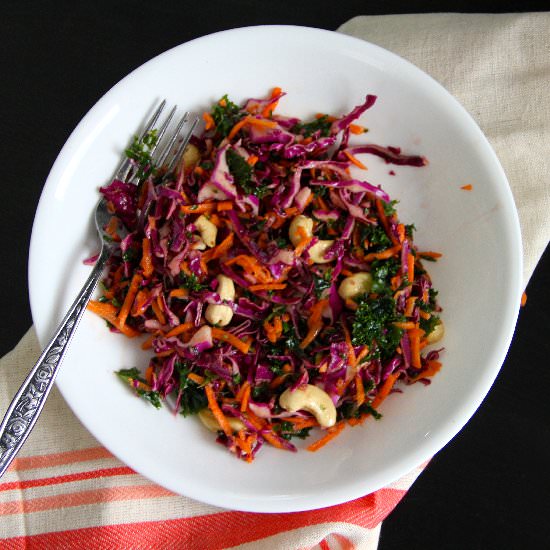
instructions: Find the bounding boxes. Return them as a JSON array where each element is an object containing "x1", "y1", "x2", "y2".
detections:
[{"x1": 2, "y1": 488, "x2": 405, "y2": 548}]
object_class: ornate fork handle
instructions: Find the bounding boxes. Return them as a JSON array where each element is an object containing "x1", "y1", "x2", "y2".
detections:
[{"x1": 0, "y1": 245, "x2": 111, "y2": 477}]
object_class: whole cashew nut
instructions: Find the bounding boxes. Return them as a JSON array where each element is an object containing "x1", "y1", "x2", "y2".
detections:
[
  {"x1": 194, "y1": 215, "x2": 218, "y2": 248},
  {"x1": 181, "y1": 143, "x2": 201, "y2": 171},
  {"x1": 307, "y1": 240, "x2": 335, "y2": 264},
  {"x1": 198, "y1": 408, "x2": 245, "y2": 433},
  {"x1": 338, "y1": 272, "x2": 373, "y2": 300},
  {"x1": 205, "y1": 274, "x2": 235, "y2": 327},
  {"x1": 289, "y1": 215, "x2": 314, "y2": 246},
  {"x1": 279, "y1": 384, "x2": 337, "y2": 428},
  {"x1": 425, "y1": 319, "x2": 445, "y2": 344}
]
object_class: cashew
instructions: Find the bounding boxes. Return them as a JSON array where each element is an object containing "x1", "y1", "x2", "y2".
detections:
[
  {"x1": 289, "y1": 215, "x2": 314, "y2": 246},
  {"x1": 425, "y1": 319, "x2": 445, "y2": 344},
  {"x1": 198, "y1": 409, "x2": 245, "y2": 433},
  {"x1": 182, "y1": 143, "x2": 201, "y2": 171},
  {"x1": 194, "y1": 215, "x2": 217, "y2": 248},
  {"x1": 338, "y1": 272, "x2": 373, "y2": 300},
  {"x1": 279, "y1": 384, "x2": 337, "y2": 428},
  {"x1": 205, "y1": 275, "x2": 235, "y2": 327},
  {"x1": 308, "y1": 240, "x2": 335, "y2": 264}
]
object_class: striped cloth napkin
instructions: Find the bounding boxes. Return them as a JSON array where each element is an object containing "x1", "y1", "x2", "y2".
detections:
[{"x1": 1, "y1": 12, "x2": 548, "y2": 549}]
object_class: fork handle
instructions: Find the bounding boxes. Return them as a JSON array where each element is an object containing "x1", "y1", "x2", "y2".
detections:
[{"x1": 0, "y1": 247, "x2": 110, "y2": 477}]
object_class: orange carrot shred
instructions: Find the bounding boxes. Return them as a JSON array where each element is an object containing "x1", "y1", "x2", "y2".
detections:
[
  {"x1": 307, "y1": 422, "x2": 346, "y2": 452},
  {"x1": 520, "y1": 292, "x2": 527, "y2": 307},
  {"x1": 164, "y1": 322, "x2": 195, "y2": 339},
  {"x1": 240, "y1": 384, "x2": 251, "y2": 412},
  {"x1": 87, "y1": 300, "x2": 139, "y2": 338},
  {"x1": 140, "y1": 238, "x2": 154, "y2": 278},
  {"x1": 371, "y1": 372, "x2": 400, "y2": 409},
  {"x1": 116, "y1": 273, "x2": 142, "y2": 328},
  {"x1": 355, "y1": 374, "x2": 365, "y2": 406},
  {"x1": 343, "y1": 150, "x2": 367, "y2": 170},
  {"x1": 460, "y1": 184, "x2": 473, "y2": 190},
  {"x1": 211, "y1": 328, "x2": 251, "y2": 354},
  {"x1": 205, "y1": 385, "x2": 232, "y2": 437},
  {"x1": 187, "y1": 372, "x2": 205, "y2": 385},
  {"x1": 202, "y1": 112, "x2": 215, "y2": 131}
]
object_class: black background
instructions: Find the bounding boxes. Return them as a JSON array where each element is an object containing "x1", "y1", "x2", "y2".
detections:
[{"x1": 1, "y1": 2, "x2": 549, "y2": 548}]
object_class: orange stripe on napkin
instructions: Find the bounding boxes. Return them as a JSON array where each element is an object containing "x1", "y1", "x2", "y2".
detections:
[
  {"x1": 2, "y1": 488, "x2": 405, "y2": 546},
  {"x1": 8, "y1": 447, "x2": 113, "y2": 472},
  {"x1": 0, "y1": 466, "x2": 134, "y2": 492},
  {"x1": 0, "y1": 484, "x2": 173, "y2": 516}
]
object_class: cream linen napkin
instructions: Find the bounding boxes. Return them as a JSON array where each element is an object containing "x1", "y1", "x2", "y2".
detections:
[{"x1": 1, "y1": 12, "x2": 549, "y2": 549}]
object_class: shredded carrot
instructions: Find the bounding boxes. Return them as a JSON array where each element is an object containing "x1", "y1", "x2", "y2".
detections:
[
  {"x1": 364, "y1": 245, "x2": 401, "y2": 262},
  {"x1": 218, "y1": 97, "x2": 227, "y2": 107},
  {"x1": 263, "y1": 316, "x2": 283, "y2": 343},
  {"x1": 460, "y1": 184, "x2": 473, "y2": 190},
  {"x1": 180, "y1": 203, "x2": 216, "y2": 215},
  {"x1": 371, "y1": 372, "x2": 400, "y2": 409},
  {"x1": 342, "y1": 323, "x2": 357, "y2": 366},
  {"x1": 349, "y1": 123, "x2": 366, "y2": 135},
  {"x1": 187, "y1": 372, "x2": 205, "y2": 385},
  {"x1": 269, "y1": 374, "x2": 288, "y2": 389},
  {"x1": 131, "y1": 289, "x2": 150, "y2": 317},
  {"x1": 294, "y1": 225, "x2": 313, "y2": 257},
  {"x1": 355, "y1": 374, "x2": 365, "y2": 406},
  {"x1": 205, "y1": 385, "x2": 233, "y2": 437},
  {"x1": 227, "y1": 115, "x2": 277, "y2": 141},
  {"x1": 116, "y1": 273, "x2": 142, "y2": 328},
  {"x1": 521, "y1": 291, "x2": 527, "y2": 307},
  {"x1": 393, "y1": 321, "x2": 416, "y2": 330},
  {"x1": 343, "y1": 149, "x2": 367, "y2": 170},
  {"x1": 396, "y1": 224, "x2": 405, "y2": 244},
  {"x1": 307, "y1": 422, "x2": 346, "y2": 452},
  {"x1": 408, "y1": 325, "x2": 425, "y2": 369},
  {"x1": 151, "y1": 297, "x2": 166, "y2": 326},
  {"x1": 211, "y1": 328, "x2": 251, "y2": 354},
  {"x1": 249, "y1": 283, "x2": 287, "y2": 292},
  {"x1": 300, "y1": 299, "x2": 328, "y2": 349},
  {"x1": 140, "y1": 238, "x2": 154, "y2": 278},
  {"x1": 247, "y1": 154, "x2": 259, "y2": 166},
  {"x1": 419, "y1": 310, "x2": 431, "y2": 320},
  {"x1": 202, "y1": 112, "x2": 215, "y2": 131},
  {"x1": 164, "y1": 322, "x2": 195, "y2": 339},
  {"x1": 354, "y1": 346, "x2": 370, "y2": 368},
  {"x1": 216, "y1": 201, "x2": 233, "y2": 211},
  {"x1": 104, "y1": 216, "x2": 120, "y2": 241},
  {"x1": 225, "y1": 254, "x2": 273, "y2": 283},
  {"x1": 168, "y1": 288, "x2": 188, "y2": 299},
  {"x1": 340, "y1": 268, "x2": 354, "y2": 277},
  {"x1": 235, "y1": 380, "x2": 250, "y2": 402},
  {"x1": 417, "y1": 251, "x2": 442, "y2": 260},
  {"x1": 87, "y1": 300, "x2": 139, "y2": 337},
  {"x1": 375, "y1": 199, "x2": 399, "y2": 245},
  {"x1": 240, "y1": 383, "x2": 251, "y2": 412},
  {"x1": 416, "y1": 360, "x2": 442, "y2": 380},
  {"x1": 203, "y1": 233, "x2": 234, "y2": 263},
  {"x1": 194, "y1": 166, "x2": 205, "y2": 176},
  {"x1": 407, "y1": 252, "x2": 415, "y2": 282},
  {"x1": 141, "y1": 334, "x2": 156, "y2": 350},
  {"x1": 404, "y1": 297, "x2": 416, "y2": 317}
]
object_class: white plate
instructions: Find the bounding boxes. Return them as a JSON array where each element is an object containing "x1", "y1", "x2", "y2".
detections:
[{"x1": 29, "y1": 26, "x2": 522, "y2": 512}]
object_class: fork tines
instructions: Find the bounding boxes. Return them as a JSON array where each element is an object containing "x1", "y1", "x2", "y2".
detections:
[{"x1": 115, "y1": 101, "x2": 198, "y2": 184}]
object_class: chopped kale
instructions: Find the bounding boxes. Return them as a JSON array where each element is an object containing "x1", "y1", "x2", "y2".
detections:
[
  {"x1": 179, "y1": 272, "x2": 206, "y2": 292},
  {"x1": 116, "y1": 367, "x2": 162, "y2": 409},
  {"x1": 420, "y1": 315, "x2": 441, "y2": 336},
  {"x1": 210, "y1": 95, "x2": 245, "y2": 139},
  {"x1": 352, "y1": 295, "x2": 404, "y2": 359},
  {"x1": 369, "y1": 258, "x2": 400, "y2": 294},
  {"x1": 382, "y1": 199, "x2": 399, "y2": 217},
  {"x1": 312, "y1": 269, "x2": 333, "y2": 299},
  {"x1": 291, "y1": 114, "x2": 332, "y2": 138},
  {"x1": 175, "y1": 362, "x2": 208, "y2": 416},
  {"x1": 361, "y1": 224, "x2": 392, "y2": 252},
  {"x1": 226, "y1": 149, "x2": 269, "y2": 198},
  {"x1": 125, "y1": 129, "x2": 158, "y2": 181}
]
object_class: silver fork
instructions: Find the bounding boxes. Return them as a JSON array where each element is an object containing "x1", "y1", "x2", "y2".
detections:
[{"x1": 0, "y1": 102, "x2": 198, "y2": 478}]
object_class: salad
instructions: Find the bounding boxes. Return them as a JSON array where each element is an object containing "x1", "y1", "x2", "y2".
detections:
[{"x1": 87, "y1": 88, "x2": 444, "y2": 462}]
